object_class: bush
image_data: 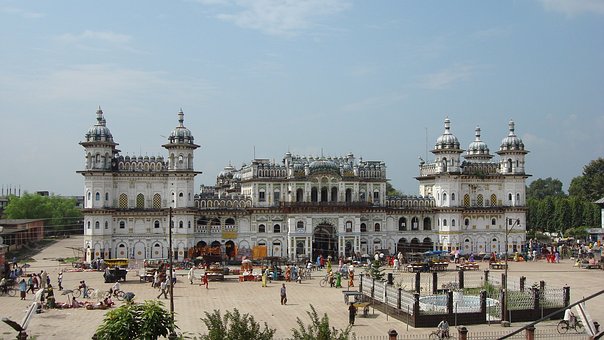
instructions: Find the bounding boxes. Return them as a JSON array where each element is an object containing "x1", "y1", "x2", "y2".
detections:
[{"x1": 199, "y1": 308, "x2": 275, "y2": 340}]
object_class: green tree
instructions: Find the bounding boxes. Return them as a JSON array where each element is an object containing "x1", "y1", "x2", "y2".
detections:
[
  {"x1": 200, "y1": 308, "x2": 276, "y2": 340},
  {"x1": 95, "y1": 300, "x2": 176, "y2": 340},
  {"x1": 526, "y1": 198, "x2": 541, "y2": 231},
  {"x1": 569, "y1": 158, "x2": 604, "y2": 202},
  {"x1": 366, "y1": 259, "x2": 385, "y2": 281},
  {"x1": 565, "y1": 226, "x2": 589, "y2": 240},
  {"x1": 3, "y1": 193, "x2": 82, "y2": 233},
  {"x1": 526, "y1": 177, "x2": 566, "y2": 200},
  {"x1": 291, "y1": 305, "x2": 353, "y2": 340},
  {"x1": 386, "y1": 182, "x2": 403, "y2": 197},
  {"x1": 554, "y1": 198, "x2": 572, "y2": 233},
  {"x1": 538, "y1": 197, "x2": 556, "y2": 232}
]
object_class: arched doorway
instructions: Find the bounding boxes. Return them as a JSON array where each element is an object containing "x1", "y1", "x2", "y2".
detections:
[
  {"x1": 225, "y1": 240, "x2": 236, "y2": 259},
  {"x1": 418, "y1": 237, "x2": 434, "y2": 253},
  {"x1": 313, "y1": 224, "x2": 337, "y2": 259},
  {"x1": 397, "y1": 237, "x2": 409, "y2": 254}
]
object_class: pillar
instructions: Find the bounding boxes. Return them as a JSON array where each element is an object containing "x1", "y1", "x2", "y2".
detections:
[
  {"x1": 563, "y1": 286, "x2": 570, "y2": 307},
  {"x1": 458, "y1": 326, "x2": 468, "y2": 340},
  {"x1": 458, "y1": 269, "x2": 465, "y2": 289},
  {"x1": 520, "y1": 276, "x2": 526, "y2": 292},
  {"x1": 447, "y1": 289, "x2": 454, "y2": 315},
  {"x1": 432, "y1": 272, "x2": 438, "y2": 294},
  {"x1": 525, "y1": 325, "x2": 535, "y2": 340},
  {"x1": 415, "y1": 271, "x2": 421, "y2": 293}
]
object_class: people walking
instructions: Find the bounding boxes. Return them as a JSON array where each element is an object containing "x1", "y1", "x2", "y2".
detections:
[
  {"x1": 202, "y1": 272, "x2": 209, "y2": 289},
  {"x1": 348, "y1": 302, "x2": 357, "y2": 325},
  {"x1": 280, "y1": 284, "x2": 287, "y2": 305},
  {"x1": 262, "y1": 268, "x2": 268, "y2": 287},
  {"x1": 19, "y1": 278, "x2": 27, "y2": 300},
  {"x1": 157, "y1": 279, "x2": 168, "y2": 299},
  {"x1": 188, "y1": 267, "x2": 195, "y2": 285},
  {"x1": 26, "y1": 275, "x2": 35, "y2": 294},
  {"x1": 57, "y1": 272, "x2": 63, "y2": 291}
]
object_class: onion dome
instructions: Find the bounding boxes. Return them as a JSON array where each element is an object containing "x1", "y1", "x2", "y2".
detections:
[
  {"x1": 467, "y1": 126, "x2": 490, "y2": 155},
  {"x1": 167, "y1": 109, "x2": 195, "y2": 145},
  {"x1": 309, "y1": 157, "x2": 340, "y2": 175},
  {"x1": 499, "y1": 120, "x2": 524, "y2": 151},
  {"x1": 83, "y1": 107, "x2": 114, "y2": 143},
  {"x1": 434, "y1": 118, "x2": 460, "y2": 150},
  {"x1": 219, "y1": 164, "x2": 235, "y2": 178}
]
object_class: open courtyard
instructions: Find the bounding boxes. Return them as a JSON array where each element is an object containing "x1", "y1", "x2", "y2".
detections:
[{"x1": 1, "y1": 236, "x2": 603, "y2": 339}]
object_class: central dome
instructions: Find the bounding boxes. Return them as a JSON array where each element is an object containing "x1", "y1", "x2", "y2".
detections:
[{"x1": 309, "y1": 158, "x2": 339, "y2": 175}]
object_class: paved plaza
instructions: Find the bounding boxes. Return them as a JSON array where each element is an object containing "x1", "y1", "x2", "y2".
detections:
[{"x1": 1, "y1": 236, "x2": 603, "y2": 339}]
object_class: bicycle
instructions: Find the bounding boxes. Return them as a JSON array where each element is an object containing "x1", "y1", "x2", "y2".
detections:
[
  {"x1": 112, "y1": 289, "x2": 126, "y2": 301},
  {"x1": 428, "y1": 329, "x2": 450, "y2": 339},
  {"x1": 72, "y1": 286, "x2": 94, "y2": 298},
  {"x1": 0, "y1": 286, "x2": 17, "y2": 297},
  {"x1": 557, "y1": 319, "x2": 584, "y2": 334},
  {"x1": 319, "y1": 274, "x2": 334, "y2": 287}
]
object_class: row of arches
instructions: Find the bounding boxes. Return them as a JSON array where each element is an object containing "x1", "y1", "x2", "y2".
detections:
[
  {"x1": 118, "y1": 161, "x2": 165, "y2": 172},
  {"x1": 197, "y1": 200, "x2": 252, "y2": 208}
]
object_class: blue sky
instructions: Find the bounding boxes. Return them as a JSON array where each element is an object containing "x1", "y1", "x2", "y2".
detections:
[{"x1": 0, "y1": 0, "x2": 603, "y2": 196}]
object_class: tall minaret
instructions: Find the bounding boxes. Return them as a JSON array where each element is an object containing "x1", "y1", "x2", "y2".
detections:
[
  {"x1": 496, "y1": 120, "x2": 528, "y2": 175},
  {"x1": 162, "y1": 109, "x2": 200, "y2": 208},
  {"x1": 432, "y1": 118, "x2": 463, "y2": 173},
  {"x1": 80, "y1": 107, "x2": 119, "y2": 171}
]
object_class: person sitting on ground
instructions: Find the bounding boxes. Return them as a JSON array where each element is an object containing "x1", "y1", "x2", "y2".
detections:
[
  {"x1": 437, "y1": 318, "x2": 450, "y2": 338},
  {"x1": 72, "y1": 296, "x2": 83, "y2": 308}
]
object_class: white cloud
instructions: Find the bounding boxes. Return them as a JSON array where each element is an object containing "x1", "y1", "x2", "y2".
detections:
[
  {"x1": 417, "y1": 64, "x2": 479, "y2": 90},
  {"x1": 1, "y1": 6, "x2": 44, "y2": 18},
  {"x1": 0, "y1": 64, "x2": 216, "y2": 104},
  {"x1": 56, "y1": 30, "x2": 132, "y2": 44},
  {"x1": 539, "y1": 0, "x2": 604, "y2": 16},
  {"x1": 202, "y1": 0, "x2": 350, "y2": 37}
]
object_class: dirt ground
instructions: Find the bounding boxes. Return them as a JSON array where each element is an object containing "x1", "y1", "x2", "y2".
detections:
[{"x1": 1, "y1": 236, "x2": 603, "y2": 339}]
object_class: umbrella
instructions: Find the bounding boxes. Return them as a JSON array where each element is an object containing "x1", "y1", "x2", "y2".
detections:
[{"x1": 61, "y1": 289, "x2": 74, "y2": 303}]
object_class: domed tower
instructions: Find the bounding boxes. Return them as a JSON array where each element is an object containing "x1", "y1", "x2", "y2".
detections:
[
  {"x1": 432, "y1": 118, "x2": 463, "y2": 173},
  {"x1": 464, "y1": 126, "x2": 493, "y2": 163},
  {"x1": 496, "y1": 120, "x2": 528, "y2": 174},
  {"x1": 162, "y1": 109, "x2": 200, "y2": 208},
  {"x1": 163, "y1": 109, "x2": 199, "y2": 171},
  {"x1": 80, "y1": 107, "x2": 119, "y2": 170}
]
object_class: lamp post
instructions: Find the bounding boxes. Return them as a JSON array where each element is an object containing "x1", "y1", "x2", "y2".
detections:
[
  {"x1": 168, "y1": 207, "x2": 176, "y2": 339},
  {"x1": 503, "y1": 217, "x2": 520, "y2": 323}
]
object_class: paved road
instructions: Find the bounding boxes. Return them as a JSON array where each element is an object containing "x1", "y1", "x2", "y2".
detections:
[{"x1": 0, "y1": 236, "x2": 602, "y2": 339}]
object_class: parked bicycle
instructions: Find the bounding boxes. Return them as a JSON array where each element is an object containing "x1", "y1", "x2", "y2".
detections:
[
  {"x1": 557, "y1": 319, "x2": 584, "y2": 334},
  {"x1": 0, "y1": 285, "x2": 17, "y2": 297}
]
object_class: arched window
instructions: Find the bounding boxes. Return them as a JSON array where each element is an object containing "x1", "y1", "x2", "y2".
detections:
[
  {"x1": 508, "y1": 193, "x2": 513, "y2": 201},
  {"x1": 296, "y1": 189, "x2": 304, "y2": 202},
  {"x1": 452, "y1": 219, "x2": 456, "y2": 227},
  {"x1": 95, "y1": 221, "x2": 100, "y2": 229},
  {"x1": 119, "y1": 194, "x2": 128, "y2": 208},
  {"x1": 273, "y1": 224, "x2": 281, "y2": 233},
  {"x1": 346, "y1": 221, "x2": 353, "y2": 232},
  {"x1": 451, "y1": 193, "x2": 456, "y2": 201},
  {"x1": 296, "y1": 221, "x2": 305, "y2": 231},
  {"x1": 345, "y1": 188, "x2": 352, "y2": 203},
  {"x1": 442, "y1": 157, "x2": 448, "y2": 172},
  {"x1": 87, "y1": 221, "x2": 91, "y2": 229},
  {"x1": 399, "y1": 217, "x2": 407, "y2": 231},
  {"x1": 477, "y1": 194, "x2": 484, "y2": 206},
  {"x1": 492, "y1": 218, "x2": 496, "y2": 225},
  {"x1": 153, "y1": 194, "x2": 161, "y2": 209},
  {"x1": 119, "y1": 221, "x2": 126, "y2": 229},
  {"x1": 259, "y1": 224, "x2": 266, "y2": 233},
  {"x1": 374, "y1": 223, "x2": 381, "y2": 232},
  {"x1": 104, "y1": 221, "x2": 108, "y2": 229},
  {"x1": 154, "y1": 220, "x2": 160, "y2": 228},
  {"x1": 443, "y1": 193, "x2": 447, "y2": 204},
  {"x1": 443, "y1": 219, "x2": 448, "y2": 227},
  {"x1": 87, "y1": 192, "x2": 91, "y2": 202},
  {"x1": 331, "y1": 187, "x2": 338, "y2": 202},
  {"x1": 105, "y1": 192, "x2": 109, "y2": 201},
  {"x1": 95, "y1": 192, "x2": 100, "y2": 201},
  {"x1": 490, "y1": 194, "x2": 497, "y2": 206},
  {"x1": 464, "y1": 194, "x2": 470, "y2": 207},
  {"x1": 179, "y1": 221, "x2": 184, "y2": 228},
  {"x1": 311, "y1": 188, "x2": 318, "y2": 202},
  {"x1": 411, "y1": 217, "x2": 419, "y2": 230},
  {"x1": 507, "y1": 159, "x2": 513, "y2": 173},
  {"x1": 465, "y1": 219, "x2": 470, "y2": 227},
  {"x1": 516, "y1": 193, "x2": 521, "y2": 203},
  {"x1": 423, "y1": 217, "x2": 432, "y2": 231},
  {"x1": 136, "y1": 193, "x2": 144, "y2": 208},
  {"x1": 360, "y1": 223, "x2": 367, "y2": 233}
]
